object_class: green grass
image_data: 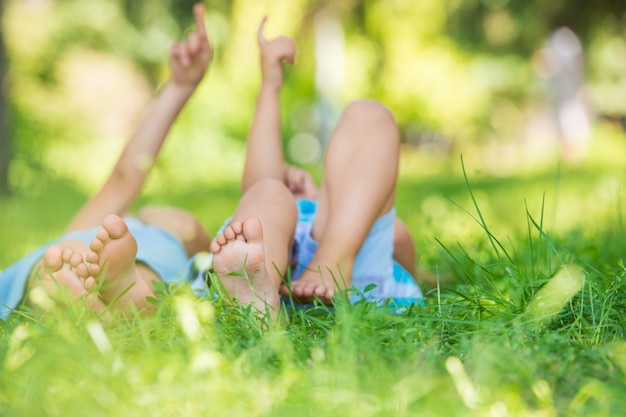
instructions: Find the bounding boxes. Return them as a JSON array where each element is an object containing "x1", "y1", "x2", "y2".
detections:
[{"x1": 2, "y1": 136, "x2": 626, "y2": 416}]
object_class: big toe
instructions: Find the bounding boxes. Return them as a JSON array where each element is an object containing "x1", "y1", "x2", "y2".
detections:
[
  {"x1": 102, "y1": 214, "x2": 129, "y2": 239},
  {"x1": 242, "y1": 217, "x2": 263, "y2": 243},
  {"x1": 43, "y1": 246, "x2": 64, "y2": 272}
]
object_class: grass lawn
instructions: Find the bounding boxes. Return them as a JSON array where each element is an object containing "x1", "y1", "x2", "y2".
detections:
[{"x1": 1, "y1": 132, "x2": 626, "y2": 416}]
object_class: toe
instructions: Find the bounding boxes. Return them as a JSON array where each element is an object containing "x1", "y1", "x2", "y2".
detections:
[
  {"x1": 84, "y1": 276, "x2": 96, "y2": 291},
  {"x1": 224, "y1": 226, "x2": 236, "y2": 241},
  {"x1": 76, "y1": 263, "x2": 89, "y2": 279},
  {"x1": 231, "y1": 221, "x2": 243, "y2": 235},
  {"x1": 69, "y1": 252, "x2": 83, "y2": 268},
  {"x1": 43, "y1": 246, "x2": 64, "y2": 271},
  {"x1": 294, "y1": 282, "x2": 310, "y2": 298},
  {"x1": 62, "y1": 248, "x2": 74, "y2": 264},
  {"x1": 210, "y1": 240, "x2": 221, "y2": 254},
  {"x1": 242, "y1": 218, "x2": 263, "y2": 242},
  {"x1": 86, "y1": 251, "x2": 98, "y2": 264},
  {"x1": 216, "y1": 233, "x2": 227, "y2": 245},
  {"x1": 102, "y1": 214, "x2": 129, "y2": 239},
  {"x1": 89, "y1": 238, "x2": 104, "y2": 254},
  {"x1": 315, "y1": 285, "x2": 329, "y2": 298},
  {"x1": 96, "y1": 228, "x2": 110, "y2": 244},
  {"x1": 88, "y1": 263, "x2": 100, "y2": 276}
]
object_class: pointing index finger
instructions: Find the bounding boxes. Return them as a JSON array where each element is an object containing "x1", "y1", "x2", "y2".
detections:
[{"x1": 193, "y1": 3, "x2": 207, "y2": 36}]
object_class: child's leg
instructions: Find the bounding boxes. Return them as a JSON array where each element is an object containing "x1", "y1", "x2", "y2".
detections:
[
  {"x1": 136, "y1": 205, "x2": 211, "y2": 256},
  {"x1": 289, "y1": 100, "x2": 400, "y2": 303},
  {"x1": 211, "y1": 179, "x2": 297, "y2": 318}
]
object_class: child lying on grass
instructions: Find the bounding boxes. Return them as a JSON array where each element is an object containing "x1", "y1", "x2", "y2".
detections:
[{"x1": 0, "y1": 4, "x2": 423, "y2": 322}]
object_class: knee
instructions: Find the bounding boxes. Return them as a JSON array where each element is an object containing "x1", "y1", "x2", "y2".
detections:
[
  {"x1": 343, "y1": 99, "x2": 396, "y2": 126},
  {"x1": 241, "y1": 179, "x2": 297, "y2": 223},
  {"x1": 244, "y1": 178, "x2": 295, "y2": 206}
]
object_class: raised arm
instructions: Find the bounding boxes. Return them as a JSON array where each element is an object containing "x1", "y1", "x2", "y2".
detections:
[
  {"x1": 66, "y1": 4, "x2": 212, "y2": 232},
  {"x1": 240, "y1": 17, "x2": 296, "y2": 192}
]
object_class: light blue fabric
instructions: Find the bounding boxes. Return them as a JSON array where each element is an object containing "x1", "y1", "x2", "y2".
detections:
[
  {"x1": 0, "y1": 218, "x2": 196, "y2": 320},
  {"x1": 290, "y1": 198, "x2": 423, "y2": 306}
]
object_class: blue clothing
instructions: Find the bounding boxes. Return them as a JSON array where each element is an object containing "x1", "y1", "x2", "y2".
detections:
[
  {"x1": 0, "y1": 218, "x2": 196, "y2": 320},
  {"x1": 290, "y1": 199, "x2": 423, "y2": 306}
]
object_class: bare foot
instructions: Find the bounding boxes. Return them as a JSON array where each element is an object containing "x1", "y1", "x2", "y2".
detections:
[
  {"x1": 84, "y1": 214, "x2": 155, "y2": 313},
  {"x1": 28, "y1": 244, "x2": 106, "y2": 314},
  {"x1": 281, "y1": 255, "x2": 351, "y2": 304},
  {"x1": 210, "y1": 217, "x2": 280, "y2": 318},
  {"x1": 283, "y1": 271, "x2": 334, "y2": 304}
]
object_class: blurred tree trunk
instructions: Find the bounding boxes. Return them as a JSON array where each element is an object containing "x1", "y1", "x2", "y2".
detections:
[{"x1": 0, "y1": 0, "x2": 9, "y2": 195}]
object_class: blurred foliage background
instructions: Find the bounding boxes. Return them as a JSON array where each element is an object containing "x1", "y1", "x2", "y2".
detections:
[
  {"x1": 0, "y1": 0, "x2": 625, "y2": 253},
  {"x1": 1, "y1": 0, "x2": 625, "y2": 188}
]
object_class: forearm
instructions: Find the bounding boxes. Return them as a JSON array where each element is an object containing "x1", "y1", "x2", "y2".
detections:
[
  {"x1": 111, "y1": 81, "x2": 196, "y2": 191},
  {"x1": 241, "y1": 82, "x2": 285, "y2": 191}
]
